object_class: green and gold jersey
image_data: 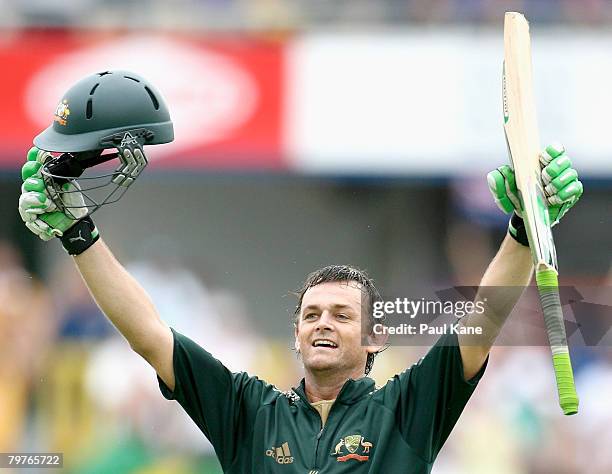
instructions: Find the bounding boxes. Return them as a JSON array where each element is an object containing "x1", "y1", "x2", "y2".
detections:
[{"x1": 158, "y1": 329, "x2": 486, "y2": 473}]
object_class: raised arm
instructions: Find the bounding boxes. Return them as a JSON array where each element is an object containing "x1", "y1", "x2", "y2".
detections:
[
  {"x1": 19, "y1": 147, "x2": 175, "y2": 390},
  {"x1": 459, "y1": 144, "x2": 583, "y2": 380},
  {"x1": 458, "y1": 234, "x2": 532, "y2": 379},
  {"x1": 74, "y1": 240, "x2": 175, "y2": 389}
]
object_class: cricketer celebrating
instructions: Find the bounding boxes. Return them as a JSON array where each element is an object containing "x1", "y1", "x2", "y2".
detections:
[{"x1": 18, "y1": 71, "x2": 583, "y2": 473}]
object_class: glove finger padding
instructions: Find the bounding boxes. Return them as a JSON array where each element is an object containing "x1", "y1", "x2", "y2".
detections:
[
  {"x1": 19, "y1": 173, "x2": 58, "y2": 226},
  {"x1": 539, "y1": 142, "x2": 565, "y2": 166},
  {"x1": 487, "y1": 169, "x2": 514, "y2": 214},
  {"x1": 544, "y1": 168, "x2": 578, "y2": 196},
  {"x1": 556, "y1": 180, "x2": 583, "y2": 203},
  {"x1": 498, "y1": 165, "x2": 522, "y2": 213},
  {"x1": 21, "y1": 147, "x2": 53, "y2": 181},
  {"x1": 21, "y1": 177, "x2": 57, "y2": 209},
  {"x1": 548, "y1": 180, "x2": 583, "y2": 225},
  {"x1": 27, "y1": 146, "x2": 53, "y2": 165},
  {"x1": 541, "y1": 154, "x2": 572, "y2": 185},
  {"x1": 21, "y1": 161, "x2": 42, "y2": 182},
  {"x1": 487, "y1": 165, "x2": 522, "y2": 216},
  {"x1": 18, "y1": 192, "x2": 54, "y2": 222},
  {"x1": 22, "y1": 175, "x2": 46, "y2": 193}
]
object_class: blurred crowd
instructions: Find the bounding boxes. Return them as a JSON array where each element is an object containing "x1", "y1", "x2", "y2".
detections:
[
  {"x1": 0, "y1": 238, "x2": 296, "y2": 473},
  {"x1": 1, "y1": 233, "x2": 611, "y2": 473},
  {"x1": 3, "y1": 0, "x2": 612, "y2": 30}
]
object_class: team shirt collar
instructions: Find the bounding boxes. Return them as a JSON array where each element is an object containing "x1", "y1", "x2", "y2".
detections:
[{"x1": 292, "y1": 376, "x2": 376, "y2": 406}]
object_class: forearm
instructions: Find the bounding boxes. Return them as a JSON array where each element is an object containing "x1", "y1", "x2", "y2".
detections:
[
  {"x1": 470, "y1": 235, "x2": 533, "y2": 329},
  {"x1": 73, "y1": 238, "x2": 170, "y2": 356},
  {"x1": 459, "y1": 234, "x2": 533, "y2": 378}
]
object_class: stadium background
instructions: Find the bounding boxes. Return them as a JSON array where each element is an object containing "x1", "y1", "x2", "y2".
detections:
[{"x1": 1, "y1": 1, "x2": 611, "y2": 472}]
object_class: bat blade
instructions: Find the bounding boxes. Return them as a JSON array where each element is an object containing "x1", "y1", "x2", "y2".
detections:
[{"x1": 502, "y1": 11, "x2": 556, "y2": 272}]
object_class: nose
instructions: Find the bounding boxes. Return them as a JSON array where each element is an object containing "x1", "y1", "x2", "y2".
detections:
[{"x1": 315, "y1": 311, "x2": 335, "y2": 332}]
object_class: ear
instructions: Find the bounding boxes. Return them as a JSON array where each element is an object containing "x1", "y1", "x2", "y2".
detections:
[
  {"x1": 294, "y1": 324, "x2": 301, "y2": 353},
  {"x1": 365, "y1": 330, "x2": 388, "y2": 356}
]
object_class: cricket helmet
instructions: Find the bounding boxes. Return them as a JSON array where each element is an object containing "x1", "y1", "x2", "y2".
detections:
[{"x1": 33, "y1": 70, "x2": 174, "y2": 218}]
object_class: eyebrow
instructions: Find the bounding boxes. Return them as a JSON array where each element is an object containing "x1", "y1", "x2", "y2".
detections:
[{"x1": 301, "y1": 303, "x2": 353, "y2": 313}]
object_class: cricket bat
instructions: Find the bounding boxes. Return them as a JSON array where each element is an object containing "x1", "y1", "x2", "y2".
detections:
[{"x1": 502, "y1": 12, "x2": 578, "y2": 415}]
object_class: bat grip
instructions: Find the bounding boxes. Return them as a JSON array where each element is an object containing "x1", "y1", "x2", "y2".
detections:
[{"x1": 535, "y1": 269, "x2": 579, "y2": 415}]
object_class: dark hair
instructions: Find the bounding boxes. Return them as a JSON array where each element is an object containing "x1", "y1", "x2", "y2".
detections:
[{"x1": 293, "y1": 264, "x2": 383, "y2": 375}]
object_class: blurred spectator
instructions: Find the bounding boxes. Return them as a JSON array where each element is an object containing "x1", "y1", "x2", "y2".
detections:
[
  {"x1": 0, "y1": 241, "x2": 55, "y2": 450},
  {"x1": 48, "y1": 260, "x2": 114, "y2": 341},
  {"x1": 445, "y1": 176, "x2": 506, "y2": 285}
]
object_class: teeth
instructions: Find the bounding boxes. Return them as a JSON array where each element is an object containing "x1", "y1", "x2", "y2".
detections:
[{"x1": 313, "y1": 340, "x2": 337, "y2": 348}]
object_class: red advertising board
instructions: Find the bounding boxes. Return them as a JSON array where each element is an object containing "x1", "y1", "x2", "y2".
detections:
[{"x1": 0, "y1": 31, "x2": 285, "y2": 170}]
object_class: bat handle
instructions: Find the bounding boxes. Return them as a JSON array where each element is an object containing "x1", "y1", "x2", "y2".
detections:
[{"x1": 536, "y1": 269, "x2": 579, "y2": 415}]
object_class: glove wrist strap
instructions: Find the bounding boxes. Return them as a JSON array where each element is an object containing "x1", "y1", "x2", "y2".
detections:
[
  {"x1": 60, "y1": 216, "x2": 100, "y2": 255},
  {"x1": 508, "y1": 212, "x2": 529, "y2": 247}
]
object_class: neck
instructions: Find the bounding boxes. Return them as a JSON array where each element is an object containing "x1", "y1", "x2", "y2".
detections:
[{"x1": 303, "y1": 367, "x2": 365, "y2": 403}]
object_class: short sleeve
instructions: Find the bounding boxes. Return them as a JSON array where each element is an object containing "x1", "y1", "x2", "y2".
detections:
[
  {"x1": 381, "y1": 333, "x2": 487, "y2": 463},
  {"x1": 157, "y1": 328, "x2": 269, "y2": 470}
]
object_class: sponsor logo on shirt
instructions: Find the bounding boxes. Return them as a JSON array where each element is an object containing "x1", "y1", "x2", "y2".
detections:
[
  {"x1": 265, "y1": 442, "x2": 294, "y2": 464},
  {"x1": 331, "y1": 434, "x2": 373, "y2": 462}
]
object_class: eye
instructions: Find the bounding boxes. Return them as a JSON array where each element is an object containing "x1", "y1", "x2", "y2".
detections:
[
  {"x1": 337, "y1": 313, "x2": 350, "y2": 320},
  {"x1": 303, "y1": 312, "x2": 318, "y2": 321}
]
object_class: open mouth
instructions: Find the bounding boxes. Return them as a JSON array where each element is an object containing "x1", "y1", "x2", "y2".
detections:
[{"x1": 312, "y1": 339, "x2": 338, "y2": 349}]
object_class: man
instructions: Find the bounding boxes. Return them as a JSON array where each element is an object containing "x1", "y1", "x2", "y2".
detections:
[{"x1": 18, "y1": 73, "x2": 583, "y2": 473}]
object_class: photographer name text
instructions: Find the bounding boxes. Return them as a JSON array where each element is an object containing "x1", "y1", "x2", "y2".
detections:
[{"x1": 373, "y1": 322, "x2": 482, "y2": 335}]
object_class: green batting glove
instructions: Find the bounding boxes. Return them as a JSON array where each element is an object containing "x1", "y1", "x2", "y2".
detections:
[
  {"x1": 487, "y1": 163, "x2": 522, "y2": 216},
  {"x1": 539, "y1": 144, "x2": 583, "y2": 226},
  {"x1": 19, "y1": 146, "x2": 99, "y2": 254},
  {"x1": 487, "y1": 143, "x2": 583, "y2": 244},
  {"x1": 19, "y1": 147, "x2": 84, "y2": 239}
]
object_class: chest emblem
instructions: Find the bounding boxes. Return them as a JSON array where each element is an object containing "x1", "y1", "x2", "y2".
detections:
[{"x1": 331, "y1": 434, "x2": 373, "y2": 462}]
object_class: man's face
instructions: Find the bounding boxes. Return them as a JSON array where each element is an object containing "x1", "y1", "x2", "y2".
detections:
[{"x1": 295, "y1": 281, "x2": 375, "y2": 377}]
